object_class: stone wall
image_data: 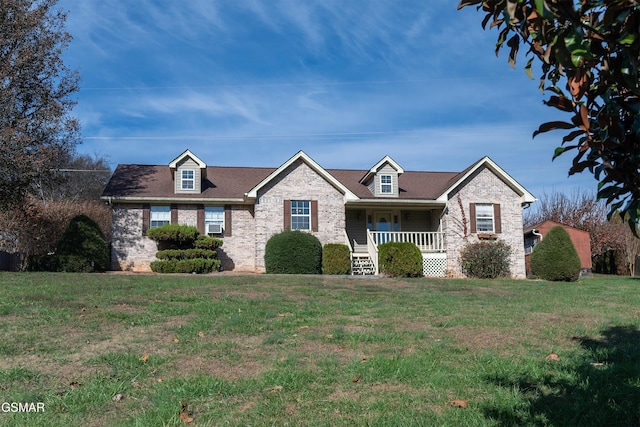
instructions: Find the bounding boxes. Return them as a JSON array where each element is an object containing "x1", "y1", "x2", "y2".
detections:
[
  {"x1": 443, "y1": 166, "x2": 527, "y2": 279},
  {"x1": 254, "y1": 159, "x2": 346, "y2": 272}
]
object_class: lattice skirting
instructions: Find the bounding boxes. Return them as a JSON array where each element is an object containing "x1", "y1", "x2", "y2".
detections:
[{"x1": 423, "y1": 253, "x2": 447, "y2": 277}]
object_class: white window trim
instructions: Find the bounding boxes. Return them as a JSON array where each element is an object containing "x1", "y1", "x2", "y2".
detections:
[
  {"x1": 380, "y1": 174, "x2": 392, "y2": 194},
  {"x1": 204, "y1": 206, "x2": 224, "y2": 235},
  {"x1": 181, "y1": 169, "x2": 195, "y2": 190},
  {"x1": 150, "y1": 206, "x2": 170, "y2": 228},
  {"x1": 475, "y1": 203, "x2": 494, "y2": 233},
  {"x1": 291, "y1": 200, "x2": 311, "y2": 230}
]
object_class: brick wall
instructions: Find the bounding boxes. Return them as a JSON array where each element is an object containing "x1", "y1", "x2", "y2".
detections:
[
  {"x1": 111, "y1": 205, "x2": 157, "y2": 272},
  {"x1": 254, "y1": 159, "x2": 346, "y2": 272},
  {"x1": 443, "y1": 166, "x2": 527, "y2": 279}
]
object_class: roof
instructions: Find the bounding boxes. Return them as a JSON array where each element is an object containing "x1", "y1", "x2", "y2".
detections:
[
  {"x1": 524, "y1": 220, "x2": 590, "y2": 236},
  {"x1": 102, "y1": 151, "x2": 534, "y2": 204}
]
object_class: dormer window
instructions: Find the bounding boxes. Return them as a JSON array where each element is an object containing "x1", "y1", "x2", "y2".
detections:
[
  {"x1": 181, "y1": 170, "x2": 195, "y2": 190},
  {"x1": 380, "y1": 175, "x2": 392, "y2": 194}
]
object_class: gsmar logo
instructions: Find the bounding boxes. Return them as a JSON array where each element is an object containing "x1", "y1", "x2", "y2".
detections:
[{"x1": 1, "y1": 402, "x2": 45, "y2": 412}]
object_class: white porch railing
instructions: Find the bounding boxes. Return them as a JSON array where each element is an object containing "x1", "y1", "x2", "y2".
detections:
[
  {"x1": 370, "y1": 231, "x2": 445, "y2": 252},
  {"x1": 366, "y1": 230, "x2": 380, "y2": 275}
]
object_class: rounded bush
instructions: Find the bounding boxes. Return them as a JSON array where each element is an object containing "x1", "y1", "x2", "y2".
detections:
[
  {"x1": 530, "y1": 226, "x2": 581, "y2": 282},
  {"x1": 378, "y1": 242, "x2": 423, "y2": 277},
  {"x1": 322, "y1": 244, "x2": 351, "y2": 275},
  {"x1": 460, "y1": 240, "x2": 512, "y2": 279},
  {"x1": 264, "y1": 230, "x2": 322, "y2": 274}
]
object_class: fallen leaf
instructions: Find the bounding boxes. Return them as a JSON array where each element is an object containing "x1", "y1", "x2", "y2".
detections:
[
  {"x1": 278, "y1": 356, "x2": 287, "y2": 363},
  {"x1": 590, "y1": 362, "x2": 605, "y2": 367},
  {"x1": 298, "y1": 325, "x2": 309, "y2": 330},
  {"x1": 157, "y1": 378, "x2": 163, "y2": 382},
  {"x1": 198, "y1": 331, "x2": 205, "y2": 338},
  {"x1": 325, "y1": 333, "x2": 333, "y2": 339},
  {"x1": 112, "y1": 394, "x2": 124, "y2": 402},
  {"x1": 545, "y1": 351, "x2": 561, "y2": 361},
  {"x1": 360, "y1": 357, "x2": 368, "y2": 364},
  {"x1": 69, "y1": 381, "x2": 80, "y2": 388},
  {"x1": 277, "y1": 313, "x2": 287, "y2": 318},
  {"x1": 173, "y1": 338, "x2": 179, "y2": 343},
  {"x1": 271, "y1": 385, "x2": 283, "y2": 392},
  {"x1": 140, "y1": 354, "x2": 149, "y2": 362},
  {"x1": 447, "y1": 400, "x2": 469, "y2": 408},
  {"x1": 179, "y1": 401, "x2": 194, "y2": 423},
  {"x1": 352, "y1": 373, "x2": 362, "y2": 383},
  {"x1": 81, "y1": 307, "x2": 86, "y2": 312}
]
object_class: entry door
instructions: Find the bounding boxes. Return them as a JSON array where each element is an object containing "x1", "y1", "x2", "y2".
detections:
[
  {"x1": 374, "y1": 212, "x2": 392, "y2": 232},
  {"x1": 374, "y1": 212, "x2": 392, "y2": 244}
]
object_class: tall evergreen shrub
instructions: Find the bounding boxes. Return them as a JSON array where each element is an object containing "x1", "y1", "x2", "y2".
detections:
[{"x1": 530, "y1": 226, "x2": 581, "y2": 282}]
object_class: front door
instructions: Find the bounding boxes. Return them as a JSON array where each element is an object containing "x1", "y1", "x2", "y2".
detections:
[{"x1": 374, "y1": 212, "x2": 393, "y2": 244}]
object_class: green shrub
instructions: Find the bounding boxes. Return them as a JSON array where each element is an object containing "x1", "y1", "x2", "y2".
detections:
[
  {"x1": 264, "y1": 230, "x2": 322, "y2": 274},
  {"x1": 193, "y1": 235, "x2": 223, "y2": 250},
  {"x1": 150, "y1": 258, "x2": 220, "y2": 274},
  {"x1": 30, "y1": 214, "x2": 109, "y2": 272},
  {"x1": 155, "y1": 249, "x2": 218, "y2": 260},
  {"x1": 460, "y1": 239, "x2": 512, "y2": 279},
  {"x1": 322, "y1": 244, "x2": 351, "y2": 275},
  {"x1": 147, "y1": 224, "x2": 199, "y2": 249},
  {"x1": 530, "y1": 226, "x2": 581, "y2": 282},
  {"x1": 378, "y1": 242, "x2": 423, "y2": 277}
]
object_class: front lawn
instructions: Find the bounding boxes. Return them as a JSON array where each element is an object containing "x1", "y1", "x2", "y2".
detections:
[{"x1": 0, "y1": 273, "x2": 639, "y2": 426}]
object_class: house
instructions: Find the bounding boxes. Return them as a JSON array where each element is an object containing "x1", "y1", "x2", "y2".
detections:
[
  {"x1": 524, "y1": 220, "x2": 592, "y2": 276},
  {"x1": 101, "y1": 150, "x2": 536, "y2": 277}
]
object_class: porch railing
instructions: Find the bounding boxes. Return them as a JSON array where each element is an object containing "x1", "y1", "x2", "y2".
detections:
[
  {"x1": 366, "y1": 230, "x2": 380, "y2": 275},
  {"x1": 370, "y1": 231, "x2": 445, "y2": 252}
]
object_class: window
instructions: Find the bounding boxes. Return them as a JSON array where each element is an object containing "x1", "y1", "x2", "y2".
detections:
[
  {"x1": 205, "y1": 206, "x2": 224, "y2": 234},
  {"x1": 181, "y1": 169, "x2": 195, "y2": 190},
  {"x1": 380, "y1": 175, "x2": 392, "y2": 194},
  {"x1": 291, "y1": 200, "x2": 310, "y2": 230},
  {"x1": 475, "y1": 203, "x2": 494, "y2": 232},
  {"x1": 150, "y1": 206, "x2": 170, "y2": 228}
]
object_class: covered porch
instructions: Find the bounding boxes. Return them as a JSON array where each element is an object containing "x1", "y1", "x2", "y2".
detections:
[{"x1": 344, "y1": 206, "x2": 447, "y2": 276}]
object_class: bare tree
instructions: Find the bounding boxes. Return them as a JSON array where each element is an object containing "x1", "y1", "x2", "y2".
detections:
[
  {"x1": 525, "y1": 189, "x2": 626, "y2": 262},
  {"x1": 0, "y1": 0, "x2": 80, "y2": 209}
]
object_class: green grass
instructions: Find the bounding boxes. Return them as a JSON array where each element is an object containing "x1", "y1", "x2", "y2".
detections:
[{"x1": 1, "y1": 273, "x2": 640, "y2": 425}]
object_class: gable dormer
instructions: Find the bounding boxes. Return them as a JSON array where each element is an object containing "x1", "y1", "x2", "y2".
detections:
[
  {"x1": 359, "y1": 155, "x2": 404, "y2": 197},
  {"x1": 169, "y1": 149, "x2": 207, "y2": 194}
]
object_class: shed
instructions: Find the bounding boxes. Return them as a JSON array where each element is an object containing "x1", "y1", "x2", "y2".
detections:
[{"x1": 524, "y1": 220, "x2": 592, "y2": 276}]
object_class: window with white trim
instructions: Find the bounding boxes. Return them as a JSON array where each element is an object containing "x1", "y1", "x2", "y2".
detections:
[
  {"x1": 205, "y1": 206, "x2": 224, "y2": 235},
  {"x1": 475, "y1": 203, "x2": 494, "y2": 232},
  {"x1": 150, "y1": 206, "x2": 170, "y2": 228},
  {"x1": 291, "y1": 200, "x2": 310, "y2": 230},
  {"x1": 181, "y1": 169, "x2": 195, "y2": 190},
  {"x1": 380, "y1": 174, "x2": 392, "y2": 194}
]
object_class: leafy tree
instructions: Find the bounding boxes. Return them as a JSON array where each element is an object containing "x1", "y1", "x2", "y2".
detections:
[
  {"x1": 459, "y1": 1, "x2": 640, "y2": 228},
  {"x1": 0, "y1": 0, "x2": 80, "y2": 209}
]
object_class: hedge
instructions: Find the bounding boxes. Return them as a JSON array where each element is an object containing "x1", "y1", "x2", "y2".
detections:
[
  {"x1": 155, "y1": 249, "x2": 219, "y2": 260},
  {"x1": 147, "y1": 224, "x2": 199, "y2": 249},
  {"x1": 264, "y1": 230, "x2": 322, "y2": 274},
  {"x1": 150, "y1": 258, "x2": 221, "y2": 274},
  {"x1": 460, "y1": 240, "x2": 511, "y2": 279},
  {"x1": 322, "y1": 244, "x2": 351, "y2": 275},
  {"x1": 378, "y1": 242, "x2": 423, "y2": 277}
]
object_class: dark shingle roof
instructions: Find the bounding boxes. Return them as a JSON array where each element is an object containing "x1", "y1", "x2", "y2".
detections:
[{"x1": 102, "y1": 163, "x2": 463, "y2": 201}]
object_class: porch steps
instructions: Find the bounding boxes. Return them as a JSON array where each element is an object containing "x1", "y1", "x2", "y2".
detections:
[{"x1": 351, "y1": 256, "x2": 375, "y2": 275}]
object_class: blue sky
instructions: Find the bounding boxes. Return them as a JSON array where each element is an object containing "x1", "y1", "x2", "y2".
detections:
[{"x1": 59, "y1": 0, "x2": 597, "y2": 199}]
